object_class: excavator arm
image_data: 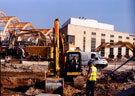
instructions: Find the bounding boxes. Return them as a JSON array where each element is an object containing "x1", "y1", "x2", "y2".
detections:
[{"x1": 95, "y1": 41, "x2": 135, "y2": 54}]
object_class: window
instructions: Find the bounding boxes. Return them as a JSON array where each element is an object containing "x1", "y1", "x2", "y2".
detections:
[
  {"x1": 91, "y1": 38, "x2": 96, "y2": 52},
  {"x1": 84, "y1": 31, "x2": 86, "y2": 34},
  {"x1": 125, "y1": 48, "x2": 129, "y2": 58},
  {"x1": 67, "y1": 53, "x2": 80, "y2": 72},
  {"x1": 101, "y1": 39, "x2": 105, "y2": 56},
  {"x1": 91, "y1": 32, "x2": 96, "y2": 35},
  {"x1": 110, "y1": 35, "x2": 114, "y2": 37},
  {"x1": 109, "y1": 40, "x2": 114, "y2": 58},
  {"x1": 110, "y1": 40, "x2": 114, "y2": 42},
  {"x1": 68, "y1": 35, "x2": 75, "y2": 44},
  {"x1": 118, "y1": 36, "x2": 122, "y2": 39},
  {"x1": 126, "y1": 37, "x2": 130, "y2": 39},
  {"x1": 101, "y1": 33, "x2": 106, "y2": 36},
  {"x1": 117, "y1": 48, "x2": 122, "y2": 59},
  {"x1": 83, "y1": 37, "x2": 86, "y2": 52},
  {"x1": 91, "y1": 54, "x2": 96, "y2": 59},
  {"x1": 101, "y1": 39, "x2": 105, "y2": 44}
]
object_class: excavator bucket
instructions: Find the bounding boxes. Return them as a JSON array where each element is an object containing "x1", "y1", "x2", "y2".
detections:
[{"x1": 45, "y1": 78, "x2": 64, "y2": 95}]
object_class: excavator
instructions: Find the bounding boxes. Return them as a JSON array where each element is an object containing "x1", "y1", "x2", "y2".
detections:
[{"x1": 46, "y1": 19, "x2": 82, "y2": 77}]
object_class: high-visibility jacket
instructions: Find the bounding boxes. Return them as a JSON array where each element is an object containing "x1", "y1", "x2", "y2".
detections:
[
  {"x1": 88, "y1": 66, "x2": 97, "y2": 81},
  {"x1": 72, "y1": 59, "x2": 78, "y2": 64}
]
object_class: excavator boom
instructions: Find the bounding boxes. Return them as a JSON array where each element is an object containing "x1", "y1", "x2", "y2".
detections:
[
  {"x1": 54, "y1": 19, "x2": 60, "y2": 76},
  {"x1": 95, "y1": 41, "x2": 135, "y2": 54}
]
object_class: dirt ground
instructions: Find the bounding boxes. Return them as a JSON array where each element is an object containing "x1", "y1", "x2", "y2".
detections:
[{"x1": 1, "y1": 59, "x2": 135, "y2": 96}]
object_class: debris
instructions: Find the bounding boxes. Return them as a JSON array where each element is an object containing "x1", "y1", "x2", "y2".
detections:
[
  {"x1": 1, "y1": 59, "x2": 135, "y2": 96},
  {"x1": 25, "y1": 87, "x2": 43, "y2": 95}
]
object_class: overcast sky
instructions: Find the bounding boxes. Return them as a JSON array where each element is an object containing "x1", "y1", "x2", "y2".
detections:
[{"x1": 0, "y1": 0, "x2": 135, "y2": 33}]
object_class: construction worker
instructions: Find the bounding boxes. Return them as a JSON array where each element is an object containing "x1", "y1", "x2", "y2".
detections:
[
  {"x1": 71, "y1": 56, "x2": 78, "y2": 71},
  {"x1": 86, "y1": 60, "x2": 97, "y2": 96}
]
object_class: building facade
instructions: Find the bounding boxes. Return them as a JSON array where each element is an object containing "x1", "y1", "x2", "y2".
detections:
[{"x1": 61, "y1": 18, "x2": 135, "y2": 58}]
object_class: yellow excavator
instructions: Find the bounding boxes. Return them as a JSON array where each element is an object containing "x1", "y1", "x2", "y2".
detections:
[
  {"x1": 46, "y1": 19, "x2": 82, "y2": 77},
  {"x1": 36, "y1": 19, "x2": 83, "y2": 95}
]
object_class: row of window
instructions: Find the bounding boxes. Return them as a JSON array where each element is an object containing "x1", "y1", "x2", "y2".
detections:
[
  {"x1": 92, "y1": 38, "x2": 130, "y2": 58},
  {"x1": 68, "y1": 35, "x2": 135, "y2": 47},
  {"x1": 91, "y1": 32, "x2": 135, "y2": 40},
  {"x1": 110, "y1": 35, "x2": 122, "y2": 39}
]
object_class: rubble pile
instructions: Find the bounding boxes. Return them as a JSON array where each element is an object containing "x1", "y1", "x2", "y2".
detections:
[
  {"x1": 25, "y1": 87, "x2": 44, "y2": 95},
  {"x1": 64, "y1": 85, "x2": 81, "y2": 96}
]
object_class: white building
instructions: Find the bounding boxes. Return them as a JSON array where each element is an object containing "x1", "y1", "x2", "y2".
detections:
[
  {"x1": 61, "y1": 17, "x2": 135, "y2": 58},
  {"x1": 62, "y1": 17, "x2": 114, "y2": 31}
]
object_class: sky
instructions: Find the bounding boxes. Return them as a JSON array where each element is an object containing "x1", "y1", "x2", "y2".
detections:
[{"x1": 0, "y1": 0, "x2": 135, "y2": 33}]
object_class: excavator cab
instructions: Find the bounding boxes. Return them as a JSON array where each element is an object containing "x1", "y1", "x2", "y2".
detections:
[{"x1": 65, "y1": 51, "x2": 81, "y2": 76}]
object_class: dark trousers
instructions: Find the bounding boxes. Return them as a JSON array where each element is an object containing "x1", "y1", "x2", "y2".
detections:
[{"x1": 86, "y1": 80, "x2": 95, "y2": 96}]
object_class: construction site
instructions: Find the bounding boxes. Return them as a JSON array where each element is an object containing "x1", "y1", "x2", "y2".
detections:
[{"x1": 0, "y1": 11, "x2": 135, "y2": 96}]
